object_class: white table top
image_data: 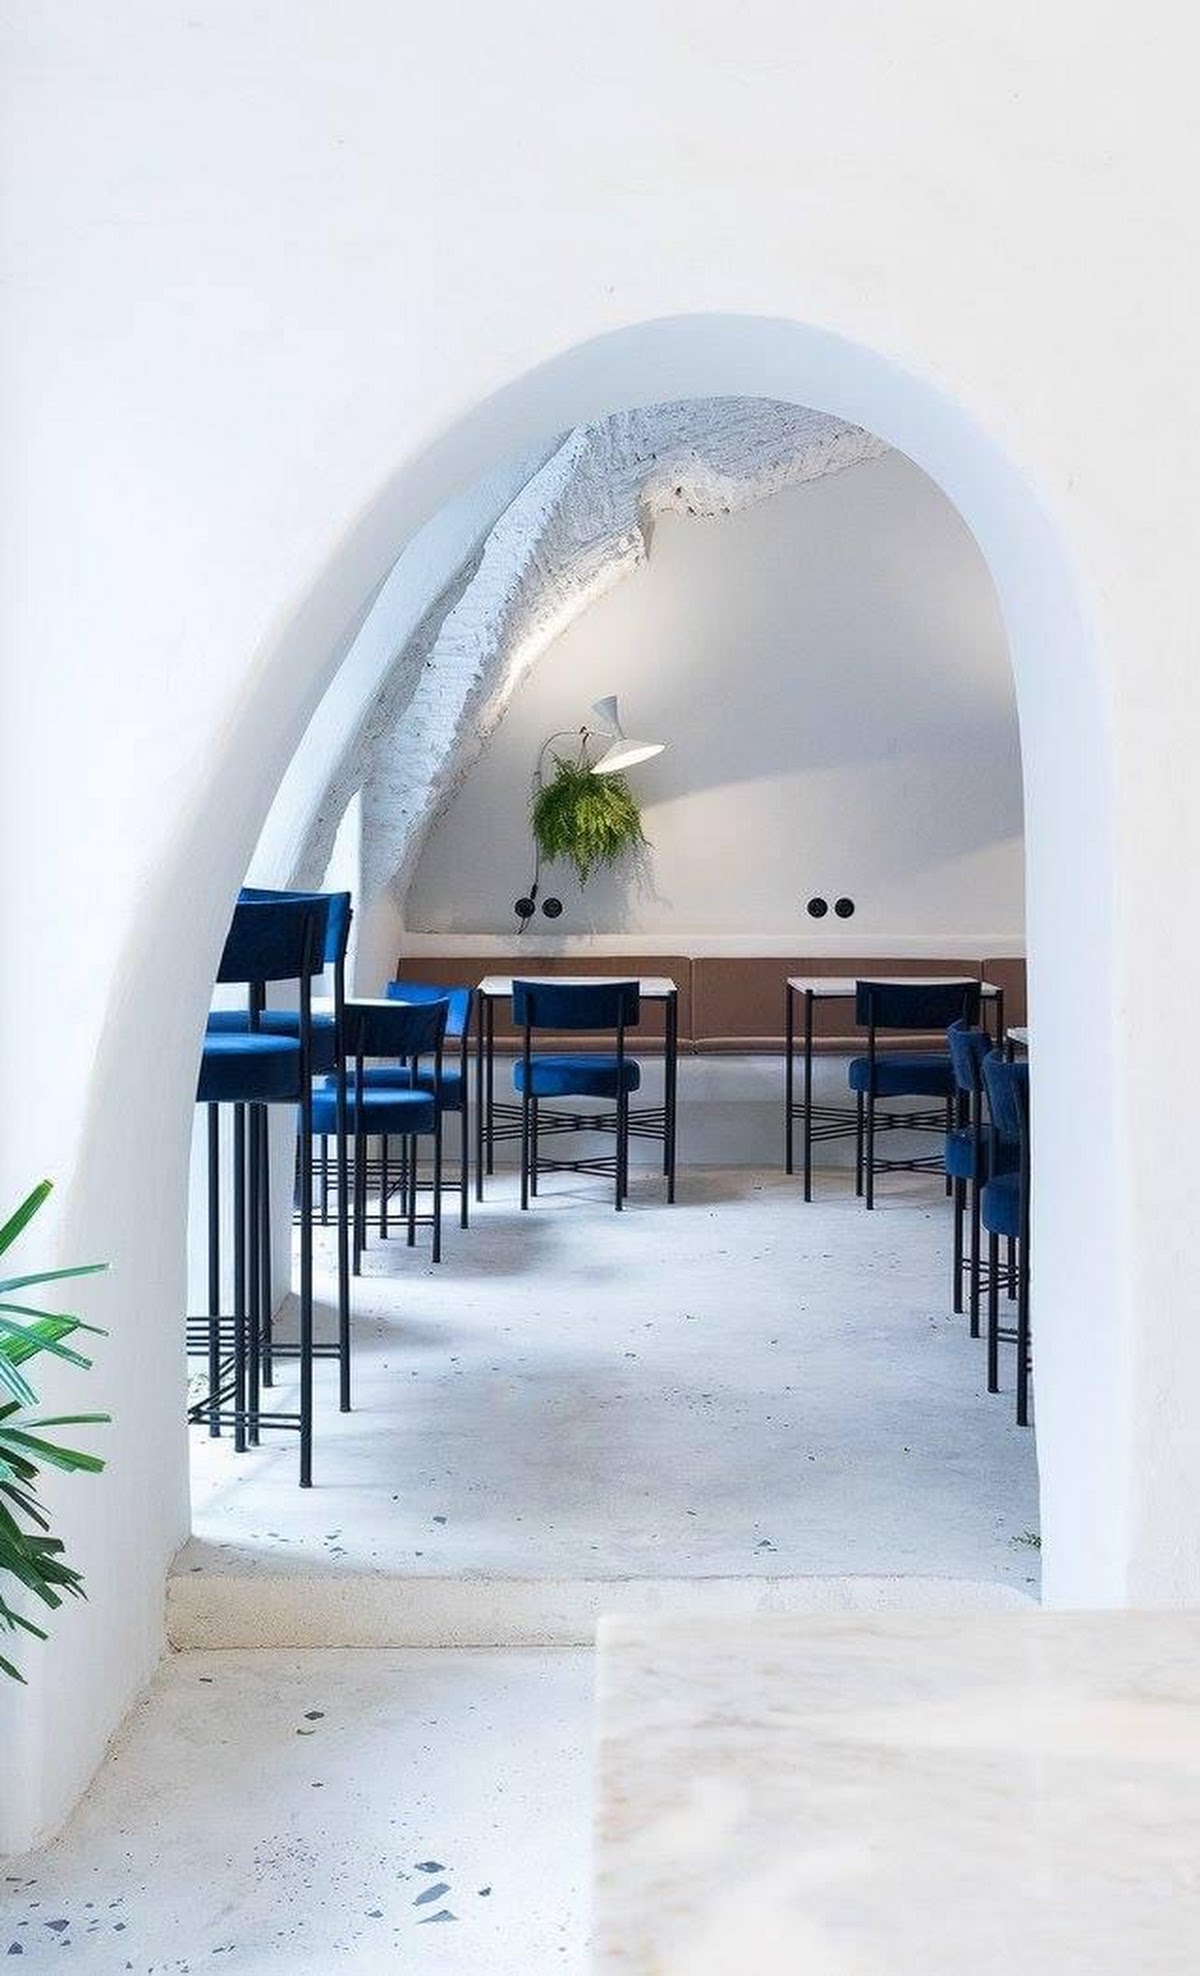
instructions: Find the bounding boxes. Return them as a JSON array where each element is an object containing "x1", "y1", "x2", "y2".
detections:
[
  {"x1": 787, "y1": 974, "x2": 1001, "y2": 997},
  {"x1": 1008, "y1": 1024, "x2": 1030, "y2": 1046},
  {"x1": 596, "y1": 1610, "x2": 1200, "y2": 1974},
  {"x1": 478, "y1": 973, "x2": 677, "y2": 999}
]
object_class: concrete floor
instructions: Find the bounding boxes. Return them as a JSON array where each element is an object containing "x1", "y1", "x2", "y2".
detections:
[
  {"x1": 179, "y1": 1166, "x2": 1039, "y2": 1644},
  {"x1": 5, "y1": 1168, "x2": 1039, "y2": 1973},
  {"x1": 2, "y1": 1647, "x2": 591, "y2": 1973}
]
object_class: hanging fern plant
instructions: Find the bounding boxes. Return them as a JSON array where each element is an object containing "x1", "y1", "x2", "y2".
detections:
[{"x1": 530, "y1": 744, "x2": 649, "y2": 885}]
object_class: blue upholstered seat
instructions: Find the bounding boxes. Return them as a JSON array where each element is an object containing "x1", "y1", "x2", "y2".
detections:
[
  {"x1": 847, "y1": 1052, "x2": 956, "y2": 1099},
  {"x1": 980, "y1": 1169, "x2": 1021, "y2": 1239},
  {"x1": 317, "y1": 1064, "x2": 463, "y2": 1105},
  {"x1": 197, "y1": 1030, "x2": 302, "y2": 1105},
  {"x1": 207, "y1": 1007, "x2": 338, "y2": 1075},
  {"x1": 311, "y1": 1081, "x2": 437, "y2": 1138},
  {"x1": 513, "y1": 1053, "x2": 642, "y2": 1100},
  {"x1": 944, "y1": 1123, "x2": 1018, "y2": 1182}
]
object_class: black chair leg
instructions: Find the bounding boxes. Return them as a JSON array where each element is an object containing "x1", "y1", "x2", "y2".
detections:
[
  {"x1": 334, "y1": 1067, "x2": 351, "y2": 1413},
  {"x1": 432, "y1": 1120, "x2": 443, "y2": 1264},
  {"x1": 969, "y1": 1177, "x2": 983, "y2": 1340},
  {"x1": 407, "y1": 1135, "x2": 417, "y2": 1247},
  {"x1": 380, "y1": 1134, "x2": 389, "y2": 1239},
  {"x1": 987, "y1": 1230, "x2": 1000, "y2": 1392},
  {"x1": 1006, "y1": 1234, "x2": 1018, "y2": 1298},
  {"x1": 865, "y1": 1093, "x2": 876, "y2": 1210},
  {"x1": 944, "y1": 1098, "x2": 954, "y2": 1195},
  {"x1": 615, "y1": 1089, "x2": 626, "y2": 1211},
  {"x1": 320, "y1": 1135, "x2": 329, "y2": 1225},
  {"x1": 1016, "y1": 1237, "x2": 1031, "y2": 1426},
  {"x1": 352, "y1": 1121, "x2": 366, "y2": 1275},
  {"x1": 952, "y1": 1176, "x2": 965, "y2": 1314},
  {"x1": 530, "y1": 1099, "x2": 539, "y2": 1196},
  {"x1": 520, "y1": 1087, "x2": 531, "y2": 1210},
  {"x1": 460, "y1": 1098, "x2": 470, "y2": 1230},
  {"x1": 855, "y1": 1093, "x2": 864, "y2": 1195}
]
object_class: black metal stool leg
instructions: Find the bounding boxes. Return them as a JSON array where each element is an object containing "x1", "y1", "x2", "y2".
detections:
[
  {"x1": 298, "y1": 1085, "x2": 314, "y2": 1490},
  {"x1": 969, "y1": 1175, "x2": 983, "y2": 1340},
  {"x1": 865, "y1": 1092, "x2": 876, "y2": 1210},
  {"x1": 380, "y1": 1134, "x2": 389, "y2": 1239},
  {"x1": 259, "y1": 1108, "x2": 274, "y2": 1387},
  {"x1": 232, "y1": 1104, "x2": 247, "y2": 1453},
  {"x1": 206, "y1": 1103, "x2": 221, "y2": 1437},
  {"x1": 855, "y1": 1093, "x2": 864, "y2": 1196},
  {"x1": 407, "y1": 1135, "x2": 417, "y2": 1247},
  {"x1": 247, "y1": 1104, "x2": 261, "y2": 1447}
]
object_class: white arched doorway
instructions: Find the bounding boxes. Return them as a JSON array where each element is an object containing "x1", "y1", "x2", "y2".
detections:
[{"x1": 5, "y1": 315, "x2": 1121, "y2": 1852}]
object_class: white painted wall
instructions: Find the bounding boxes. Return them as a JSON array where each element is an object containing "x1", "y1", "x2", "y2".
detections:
[
  {"x1": 405, "y1": 453, "x2": 1022, "y2": 946},
  {"x1": 3, "y1": 0, "x2": 1194, "y2": 1849}
]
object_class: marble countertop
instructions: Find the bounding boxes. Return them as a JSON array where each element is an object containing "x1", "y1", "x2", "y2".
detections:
[{"x1": 594, "y1": 1611, "x2": 1200, "y2": 1973}]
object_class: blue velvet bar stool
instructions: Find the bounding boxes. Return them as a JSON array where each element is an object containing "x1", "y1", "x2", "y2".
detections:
[
  {"x1": 195, "y1": 894, "x2": 326, "y2": 1485},
  {"x1": 512, "y1": 980, "x2": 641, "y2": 1211},
  {"x1": 210, "y1": 887, "x2": 354, "y2": 1413},
  {"x1": 945, "y1": 1019, "x2": 1017, "y2": 1332},
  {"x1": 313, "y1": 997, "x2": 450, "y2": 1266},
  {"x1": 981, "y1": 1050, "x2": 1031, "y2": 1425},
  {"x1": 848, "y1": 980, "x2": 982, "y2": 1208}
]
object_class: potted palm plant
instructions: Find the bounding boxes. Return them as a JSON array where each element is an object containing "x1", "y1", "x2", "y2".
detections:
[{"x1": 0, "y1": 1180, "x2": 108, "y2": 1680}]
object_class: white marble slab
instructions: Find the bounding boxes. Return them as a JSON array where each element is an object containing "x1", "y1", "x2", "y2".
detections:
[{"x1": 595, "y1": 1611, "x2": 1200, "y2": 1973}]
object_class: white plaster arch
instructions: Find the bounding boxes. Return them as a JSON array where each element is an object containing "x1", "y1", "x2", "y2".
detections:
[{"x1": 5, "y1": 313, "x2": 1122, "y2": 1852}]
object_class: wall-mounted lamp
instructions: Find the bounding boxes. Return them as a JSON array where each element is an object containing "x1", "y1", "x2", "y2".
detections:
[{"x1": 587, "y1": 695, "x2": 667, "y2": 776}]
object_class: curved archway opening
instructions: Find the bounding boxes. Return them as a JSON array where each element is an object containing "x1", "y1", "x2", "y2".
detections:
[{"x1": 9, "y1": 314, "x2": 1123, "y2": 1855}]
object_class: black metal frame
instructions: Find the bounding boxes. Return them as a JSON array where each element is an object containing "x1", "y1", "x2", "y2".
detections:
[
  {"x1": 983, "y1": 1068, "x2": 1032, "y2": 1427},
  {"x1": 475, "y1": 979, "x2": 678, "y2": 1205},
  {"x1": 784, "y1": 979, "x2": 1005, "y2": 1200}
]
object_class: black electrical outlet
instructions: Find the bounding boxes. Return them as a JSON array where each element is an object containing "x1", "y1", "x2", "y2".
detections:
[
  {"x1": 514, "y1": 896, "x2": 536, "y2": 920},
  {"x1": 542, "y1": 897, "x2": 563, "y2": 918},
  {"x1": 806, "y1": 897, "x2": 828, "y2": 918},
  {"x1": 834, "y1": 896, "x2": 855, "y2": 918}
]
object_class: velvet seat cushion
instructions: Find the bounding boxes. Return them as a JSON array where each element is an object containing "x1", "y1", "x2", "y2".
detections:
[
  {"x1": 197, "y1": 1031, "x2": 302, "y2": 1104},
  {"x1": 317, "y1": 1065, "x2": 463, "y2": 1107},
  {"x1": 311, "y1": 1084, "x2": 437, "y2": 1137},
  {"x1": 980, "y1": 1170, "x2": 1022, "y2": 1238},
  {"x1": 944, "y1": 1128, "x2": 1020, "y2": 1182},
  {"x1": 847, "y1": 1052, "x2": 956, "y2": 1099},
  {"x1": 207, "y1": 1008, "x2": 338, "y2": 1075},
  {"x1": 513, "y1": 1054, "x2": 641, "y2": 1100}
]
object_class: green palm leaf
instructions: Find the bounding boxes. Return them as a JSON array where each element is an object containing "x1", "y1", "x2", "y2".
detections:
[{"x1": 0, "y1": 1181, "x2": 108, "y2": 1679}]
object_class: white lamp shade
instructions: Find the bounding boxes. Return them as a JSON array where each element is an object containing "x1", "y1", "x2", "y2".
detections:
[{"x1": 589, "y1": 695, "x2": 666, "y2": 776}]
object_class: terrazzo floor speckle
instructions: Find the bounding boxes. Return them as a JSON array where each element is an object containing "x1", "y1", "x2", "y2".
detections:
[{"x1": 2, "y1": 1648, "x2": 590, "y2": 1973}]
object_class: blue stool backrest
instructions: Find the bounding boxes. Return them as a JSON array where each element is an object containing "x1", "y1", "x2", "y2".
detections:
[
  {"x1": 855, "y1": 979, "x2": 981, "y2": 1031},
  {"x1": 239, "y1": 885, "x2": 352, "y2": 967},
  {"x1": 982, "y1": 1051, "x2": 1029, "y2": 1144},
  {"x1": 386, "y1": 979, "x2": 472, "y2": 1039},
  {"x1": 217, "y1": 897, "x2": 327, "y2": 986},
  {"x1": 512, "y1": 979, "x2": 640, "y2": 1032},
  {"x1": 345, "y1": 997, "x2": 450, "y2": 1061},
  {"x1": 947, "y1": 1019, "x2": 992, "y2": 1095}
]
